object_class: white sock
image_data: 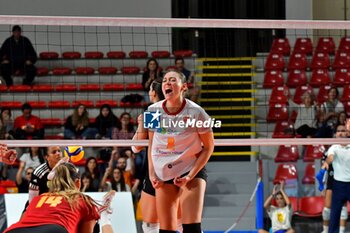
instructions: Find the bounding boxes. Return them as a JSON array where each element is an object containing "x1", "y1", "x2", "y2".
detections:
[
  {"x1": 339, "y1": 226, "x2": 345, "y2": 233},
  {"x1": 323, "y1": 225, "x2": 328, "y2": 233},
  {"x1": 99, "y1": 211, "x2": 111, "y2": 227}
]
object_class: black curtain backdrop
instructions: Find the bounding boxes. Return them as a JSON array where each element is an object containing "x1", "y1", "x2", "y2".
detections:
[{"x1": 172, "y1": 0, "x2": 286, "y2": 57}]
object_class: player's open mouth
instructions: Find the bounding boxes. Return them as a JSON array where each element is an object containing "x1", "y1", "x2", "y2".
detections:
[{"x1": 165, "y1": 89, "x2": 172, "y2": 94}]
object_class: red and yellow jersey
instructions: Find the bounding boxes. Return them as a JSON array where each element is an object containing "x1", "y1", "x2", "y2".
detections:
[{"x1": 5, "y1": 193, "x2": 99, "y2": 233}]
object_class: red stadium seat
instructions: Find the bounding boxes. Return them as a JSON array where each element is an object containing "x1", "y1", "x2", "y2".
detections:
[
  {"x1": 309, "y1": 69, "x2": 331, "y2": 87},
  {"x1": 317, "y1": 85, "x2": 332, "y2": 104},
  {"x1": 41, "y1": 118, "x2": 63, "y2": 127},
  {"x1": 267, "y1": 103, "x2": 289, "y2": 122},
  {"x1": 173, "y1": 50, "x2": 193, "y2": 57},
  {"x1": 98, "y1": 67, "x2": 117, "y2": 75},
  {"x1": 274, "y1": 145, "x2": 299, "y2": 163},
  {"x1": 289, "y1": 110, "x2": 298, "y2": 123},
  {"x1": 75, "y1": 67, "x2": 95, "y2": 75},
  {"x1": 269, "y1": 86, "x2": 289, "y2": 104},
  {"x1": 333, "y1": 51, "x2": 350, "y2": 69},
  {"x1": 315, "y1": 37, "x2": 335, "y2": 55},
  {"x1": 102, "y1": 83, "x2": 124, "y2": 91},
  {"x1": 265, "y1": 52, "x2": 285, "y2": 70},
  {"x1": 302, "y1": 163, "x2": 315, "y2": 184},
  {"x1": 48, "y1": 100, "x2": 70, "y2": 108},
  {"x1": 297, "y1": 196, "x2": 324, "y2": 217},
  {"x1": 0, "y1": 85, "x2": 7, "y2": 92},
  {"x1": 263, "y1": 70, "x2": 284, "y2": 88},
  {"x1": 129, "y1": 51, "x2": 148, "y2": 58},
  {"x1": 72, "y1": 100, "x2": 94, "y2": 108},
  {"x1": 334, "y1": 68, "x2": 350, "y2": 87},
  {"x1": 55, "y1": 84, "x2": 77, "y2": 92},
  {"x1": 0, "y1": 101, "x2": 22, "y2": 108},
  {"x1": 0, "y1": 180, "x2": 17, "y2": 193},
  {"x1": 339, "y1": 37, "x2": 350, "y2": 52},
  {"x1": 341, "y1": 85, "x2": 350, "y2": 101},
  {"x1": 27, "y1": 101, "x2": 46, "y2": 109},
  {"x1": 95, "y1": 100, "x2": 118, "y2": 108},
  {"x1": 273, "y1": 163, "x2": 298, "y2": 184},
  {"x1": 286, "y1": 69, "x2": 307, "y2": 87},
  {"x1": 272, "y1": 121, "x2": 295, "y2": 138},
  {"x1": 270, "y1": 38, "x2": 291, "y2": 56},
  {"x1": 45, "y1": 135, "x2": 64, "y2": 140},
  {"x1": 121, "y1": 66, "x2": 141, "y2": 74},
  {"x1": 293, "y1": 85, "x2": 314, "y2": 104},
  {"x1": 79, "y1": 84, "x2": 100, "y2": 91},
  {"x1": 293, "y1": 38, "x2": 313, "y2": 55},
  {"x1": 126, "y1": 83, "x2": 143, "y2": 90},
  {"x1": 311, "y1": 52, "x2": 331, "y2": 69},
  {"x1": 303, "y1": 145, "x2": 325, "y2": 162},
  {"x1": 36, "y1": 67, "x2": 49, "y2": 76},
  {"x1": 8, "y1": 85, "x2": 31, "y2": 92},
  {"x1": 39, "y1": 52, "x2": 59, "y2": 59},
  {"x1": 107, "y1": 51, "x2": 126, "y2": 59},
  {"x1": 62, "y1": 51, "x2": 81, "y2": 59},
  {"x1": 288, "y1": 53, "x2": 308, "y2": 70},
  {"x1": 151, "y1": 50, "x2": 171, "y2": 58},
  {"x1": 52, "y1": 67, "x2": 72, "y2": 75},
  {"x1": 84, "y1": 51, "x2": 104, "y2": 59},
  {"x1": 32, "y1": 84, "x2": 54, "y2": 92}
]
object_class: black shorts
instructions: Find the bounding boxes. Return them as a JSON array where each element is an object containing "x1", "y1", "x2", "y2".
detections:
[
  {"x1": 164, "y1": 167, "x2": 208, "y2": 184},
  {"x1": 142, "y1": 170, "x2": 156, "y2": 196},
  {"x1": 6, "y1": 224, "x2": 68, "y2": 233},
  {"x1": 326, "y1": 169, "x2": 334, "y2": 190}
]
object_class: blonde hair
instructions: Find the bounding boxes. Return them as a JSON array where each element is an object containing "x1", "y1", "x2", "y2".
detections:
[{"x1": 49, "y1": 162, "x2": 99, "y2": 211}]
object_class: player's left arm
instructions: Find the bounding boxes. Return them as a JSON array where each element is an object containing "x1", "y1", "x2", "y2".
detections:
[{"x1": 188, "y1": 131, "x2": 214, "y2": 179}]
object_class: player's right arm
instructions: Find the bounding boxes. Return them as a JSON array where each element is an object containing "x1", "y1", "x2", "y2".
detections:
[
  {"x1": 131, "y1": 114, "x2": 148, "y2": 153},
  {"x1": 28, "y1": 171, "x2": 40, "y2": 203}
]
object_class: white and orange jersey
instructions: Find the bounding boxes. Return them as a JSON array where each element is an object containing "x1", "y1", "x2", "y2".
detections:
[{"x1": 148, "y1": 99, "x2": 212, "y2": 181}]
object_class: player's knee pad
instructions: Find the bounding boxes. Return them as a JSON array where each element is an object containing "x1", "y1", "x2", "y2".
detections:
[
  {"x1": 142, "y1": 222, "x2": 159, "y2": 233},
  {"x1": 341, "y1": 206, "x2": 348, "y2": 220},
  {"x1": 323, "y1": 207, "x2": 331, "y2": 221},
  {"x1": 183, "y1": 223, "x2": 201, "y2": 233}
]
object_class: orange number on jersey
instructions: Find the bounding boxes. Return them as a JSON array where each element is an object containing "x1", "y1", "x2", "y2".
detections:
[
  {"x1": 167, "y1": 137, "x2": 175, "y2": 150},
  {"x1": 36, "y1": 195, "x2": 63, "y2": 208}
]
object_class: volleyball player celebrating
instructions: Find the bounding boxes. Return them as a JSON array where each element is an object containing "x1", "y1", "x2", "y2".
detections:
[
  {"x1": 4, "y1": 160, "x2": 116, "y2": 233},
  {"x1": 147, "y1": 70, "x2": 214, "y2": 233}
]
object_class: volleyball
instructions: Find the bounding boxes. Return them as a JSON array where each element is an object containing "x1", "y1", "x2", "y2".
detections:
[{"x1": 64, "y1": 146, "x2": 84, "y2": 163}]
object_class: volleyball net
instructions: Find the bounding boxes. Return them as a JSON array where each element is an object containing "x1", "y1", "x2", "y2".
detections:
[{"x1": 1, "y1": 15, "x2": 350, "y2": 232}]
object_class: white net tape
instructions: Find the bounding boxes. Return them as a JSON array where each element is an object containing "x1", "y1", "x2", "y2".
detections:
[
  {"x1": 2, "y1": 138, "x2": 350, "y2": 147},
  {"x1": 0, "y1": 15, "x2": 350, "y2": 29}
]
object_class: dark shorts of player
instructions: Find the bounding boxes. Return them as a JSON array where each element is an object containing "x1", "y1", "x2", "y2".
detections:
[
  {"x1": 6, "y1": 224, "x2": 68, "y2": 233},
  {"x1": 164, "y1": 167, "x2": 208, "y2": 184},
  {"x1": 326, "y1": 169, "x2": 334, "y2": 190},
  {"x1": 142, "y1": 171, "x2": 156, "y2": 196}
]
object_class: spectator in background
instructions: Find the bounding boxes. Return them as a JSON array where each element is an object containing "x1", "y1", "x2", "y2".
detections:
[
  {"x1": 14, "y1": 103, "x2": 44, "y2": 139},
  {"x1": 84, "y1": 157, "x2": 100, "y2": 191},
  {"x1": 80, "y1": 172, "x2": 96, "y2": 192},
  {"x1": 16, "y1": 166, "x2": 33, "y2": 193},
  {"x1": 111, "y1": 112, "x2": 135, "y2": 159},
  {"x1": 100, "y1": 167, "x2": 130, "y2": 192},
  {"x1": 288, "y1": 92, "x2": 319, "y2": 138},
  {"x1": 64, "y1": 104, "x2": 97, "y2": 139},
  {"x1": 336, "y1": 111, "x2": 347, "y2": 127},
  {"x1": 317, "y1": 87, "x2": 344, "y2": 138},
  {"x1": 0, "y1": 25, "x2": 37, "y2": 86},
  {"x1": 95, "y1": 104, "x2": 120, "y2": 139},
  {"x1": 17, "y1": 147, "x2": 45, "y2": 180},
  {"x1": 142, "y1": 58, "x2": 163, "y2": 102},
  {"x1": 0, "y1": 107, "x2": 14, "y2": 139},
  {"x1": 175, "y1": 57, "x2": 200, "y2": 102},
  {"x1": 258, "y1": 181, "x2": 295, "y2": 233}
]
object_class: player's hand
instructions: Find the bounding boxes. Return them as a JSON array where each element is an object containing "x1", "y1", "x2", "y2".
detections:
[
  {"x1": 47, "y1": 157, "x2": 69, "y2": 180},
  {"x1": 0, "y1": 144, "x2": 17, "y2": 165},
  {"x1": 150, "y1": 174, "x2": 163, "y2": 189},
  {"x1": 174, "y1": 175, "x2": 191, "y2": 187}
]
